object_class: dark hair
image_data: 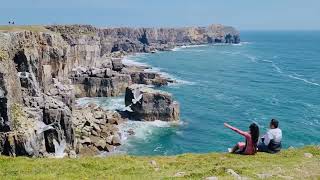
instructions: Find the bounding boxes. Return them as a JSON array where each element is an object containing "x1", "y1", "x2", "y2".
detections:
[
  {"x1": 270, "y1": 119, "x2": 279, "y2": 128},
  {"x1": 249, "y1": 123, "x2": 259, "y2": 146}
]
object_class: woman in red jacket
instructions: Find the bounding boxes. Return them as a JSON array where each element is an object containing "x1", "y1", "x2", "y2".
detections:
[{"x1": 224, "y1": 122, "x2": 260, "y2": 155}]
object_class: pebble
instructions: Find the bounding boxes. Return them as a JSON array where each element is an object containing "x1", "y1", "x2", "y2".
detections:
[
  {"x1": 174, "y1": 171, "x2": 186, "y2": 177},
  {"x1": 150, "y1": 160, "x2": 157, "y2": 167},
  {"x1": 226, "y1": 169, "x2": 241, "y2": 179},
  {"x1": 304, "y1": 153, "x2": 313, "y2": 158},
  {"x1": 205, "y1": 176, "x2": 218, "y2": 180},
  {"x1": 257, "y1": 173, "x2": 272, "y2": 179}
]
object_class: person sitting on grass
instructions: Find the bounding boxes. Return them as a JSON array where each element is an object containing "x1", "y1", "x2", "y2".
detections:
[
  {"x1": 257, "y1": 119, "x2": 282, "y2": 153},
  {"x1": 224, "y1": 122, "x2": 260, "y2": 155}
]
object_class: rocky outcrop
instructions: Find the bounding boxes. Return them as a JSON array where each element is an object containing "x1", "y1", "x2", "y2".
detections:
[
  {"x1": 72, "y1": 74, "x2": 132, "y2": 97},
  {"x1": 0, "y1": 23, "x2": 239, "y2": 157},
  {"x1": 124, "y1": 66, "x2": 174, "y2": 86},
  {"x1": 125, "y1": 84, "x2": 180, "y2": 121},
  {"x1": 72, "y1": 104, "x2": 126, "y2": 156}
]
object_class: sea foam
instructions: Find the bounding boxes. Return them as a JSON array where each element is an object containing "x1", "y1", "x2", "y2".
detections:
[
  {"x1": 288, "y1": 75, "x2": 320, "y2": 87},
  {"x1": 124, "y1": 53, "x2": 195, "y2": 86},
  {"x1": 76, "y1": 97, "x2": 126, "y2": 111},
  {"x1": 172, "y1": 44, "x2": 207, "y2": 51}
]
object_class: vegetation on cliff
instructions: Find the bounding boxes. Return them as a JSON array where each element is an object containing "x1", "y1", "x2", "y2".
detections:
[
  {"x1": 0, "y1": 146, "x2": 319, "y2": 179},
  {"x1": 10, "y1": 103, "x2": 25, "y2": 130},
  {"x1": 0, "y1": 25, "x2": 49, "y2": 32}
]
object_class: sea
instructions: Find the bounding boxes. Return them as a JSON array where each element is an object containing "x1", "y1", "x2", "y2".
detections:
[{"x1": 77, "y1": 31, "x2": 320, "y2": 155}]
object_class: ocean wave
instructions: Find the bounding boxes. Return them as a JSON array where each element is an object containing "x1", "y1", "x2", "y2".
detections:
[
  {"x1": 122, "y1": 55, "x2": 150, "y2": 67},
  {"x1": 271, "y1": 63, "x2": 283, "y2": 74},
  {"x1": 118, "y1": 120, "x2": 181, "y2": 143},
  {"x1": 172, "y1": 44, "x2": 207, "y2": 51},
  {"x1": 260, "y1": 59, "x2": 319, "y2": 86},
  {"x1": 243, "y1": 54, "x2": 258, "y2": 62},
  {"x1": 220, "y1": 51, "x2": 257, "y2": 63},
  {"x1": 261, "y1": 59, "x2": 273, "y2": 63},
  {"x1": 288, "y1": 75, "x2": 320, "y2": 87},
  {"x1": 261, "y1": 59, "x2": 283, "y2": 73},
  {"x1": 124, "y1": 54, "x2": 196, "y2": 86},
  {"x1": 75, "y1": 96, "x2": 126, "y2": 111},
  {"x1": 170, "y1": 79, "x2": 196, "y2": 86},
  {"x1": 232, "y1": 41, "x2": 252, "y2": 46}
]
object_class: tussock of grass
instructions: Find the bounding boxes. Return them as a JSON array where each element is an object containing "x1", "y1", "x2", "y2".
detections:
[
  {"x1": 0, "y1": 146, "x2": 319, "y2": 179},
  {"x1": 0, "y1": 25, "x2": 50, "y2": 32}
]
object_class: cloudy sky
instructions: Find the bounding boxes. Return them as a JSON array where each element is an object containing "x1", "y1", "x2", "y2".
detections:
[{"x1": 1, "y1": 0, "x2": 319, "y2": 30}]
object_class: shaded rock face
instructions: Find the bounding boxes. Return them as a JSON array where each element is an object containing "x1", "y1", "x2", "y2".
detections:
[
  {"x1": 72, "y1": 74, "x2": 132, "y2": 97},
  {"x1": 125, "y1": 84, "x2": 180, "y2": 121},
  {"x1": 43, "y1": 96, "x2": 74, "y2": 153},
  {"x1": 0, "y1": 31, "x2": 75, "y2": 156},
  {"x1": 0, "y1": 73, "x2": 9, "y2": 132}
]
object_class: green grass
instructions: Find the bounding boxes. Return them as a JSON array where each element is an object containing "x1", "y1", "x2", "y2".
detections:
[
  {"x1": 0, "y1": 25, "x2": 50, "y2": 32},
  {"x1": 0, "y1": 146, "x2": 319, "y2": 179}
]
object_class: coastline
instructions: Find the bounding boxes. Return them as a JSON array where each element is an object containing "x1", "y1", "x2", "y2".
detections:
[
  {"x1": 0, "y1": 24, "x2": 241, "y2": 158},
  {"x1": 74, "y1": 48, "x2": 191, "y2": 156}
]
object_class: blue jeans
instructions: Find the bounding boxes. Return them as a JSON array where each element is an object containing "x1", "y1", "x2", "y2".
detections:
[{"x1": 257, "y1": 142, "x2": 269, "y2": 152}]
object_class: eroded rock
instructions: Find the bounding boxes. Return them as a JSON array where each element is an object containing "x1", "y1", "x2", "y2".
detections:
[
  {"x1": 125, "y1": 84, "x2": 180, "y2": 121},
  {"x1": 72, "y1": 105, "x2": 126, "y2": 154}
]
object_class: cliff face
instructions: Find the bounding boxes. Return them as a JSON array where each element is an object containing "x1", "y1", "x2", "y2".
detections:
[
  {"x1": 0, "y1": 24, "x2": 240, "y2": 157},
  {"x1": 47, "y1": 24, "x2": 240, "y2": 54}
]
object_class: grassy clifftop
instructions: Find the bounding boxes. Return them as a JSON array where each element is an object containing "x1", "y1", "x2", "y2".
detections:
[
  {"x1": 0, "y1": 146, "x2": 319, "y2": 179},
  {"x1": 0, "y1": 25, "x2": 50, "y2": 32}
]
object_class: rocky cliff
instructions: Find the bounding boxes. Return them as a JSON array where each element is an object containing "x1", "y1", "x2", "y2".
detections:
[{"x1": 0, "y1": 24, "x2": 239, "y2": 157}]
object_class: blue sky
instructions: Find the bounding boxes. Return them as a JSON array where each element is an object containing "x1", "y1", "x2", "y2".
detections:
[{"x1": 1, "y1": 0, "x2": 319, "y2": 30}]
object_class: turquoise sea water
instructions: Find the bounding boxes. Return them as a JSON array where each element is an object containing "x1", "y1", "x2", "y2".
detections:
[{"x1": 80, "y1": 31, "x2": 320, "y2": 155}]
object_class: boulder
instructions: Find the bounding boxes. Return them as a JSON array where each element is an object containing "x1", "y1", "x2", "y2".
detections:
[
  {"x1": 111, "y1": 58, "x2": 123, "y2": 71},
  {"x1": 112, "y1": 135, "x2": 121, "y2": 146},
  {"x1": 79, "y1": 145, "x2": 99, "y2": 157},
  {"x1": 89, "y1": 68, "x2": 105, "y2": 77},
  {"x1": 304, "y1": 153, "x2": 313, "y2": 158},
  {"x1": 68, "y1": 150, "x2": 77, "y2": 158},
  {"x1": 129, "y1": 71, "x2": 171, "y2": 86},
  {"x1": 105, "y1": 144, "x2": 114, "y2": 152},
  {"x1": 125, "y1": 84, "x2": 180, "y2": 121},
  {"x1": 80, "y1": 137, "x2": 91, "y2": 145}
]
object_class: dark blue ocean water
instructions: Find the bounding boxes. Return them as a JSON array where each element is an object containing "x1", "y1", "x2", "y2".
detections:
[{"x1": 80, "y1": 31, "x2": 320, "y2": 155}]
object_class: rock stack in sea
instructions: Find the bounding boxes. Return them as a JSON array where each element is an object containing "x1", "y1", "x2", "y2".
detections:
[
  {"x1": 125, "y1": 84, "x2": 180, "y2": 121},
  {"x1": 0, "y1": 24, "x2": 240, "y2": 157}
]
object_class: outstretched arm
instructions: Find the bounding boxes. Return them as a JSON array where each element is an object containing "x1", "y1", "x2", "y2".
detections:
[{"x1": 224, "y1": 123, "x2": 250, "y2": 138}]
